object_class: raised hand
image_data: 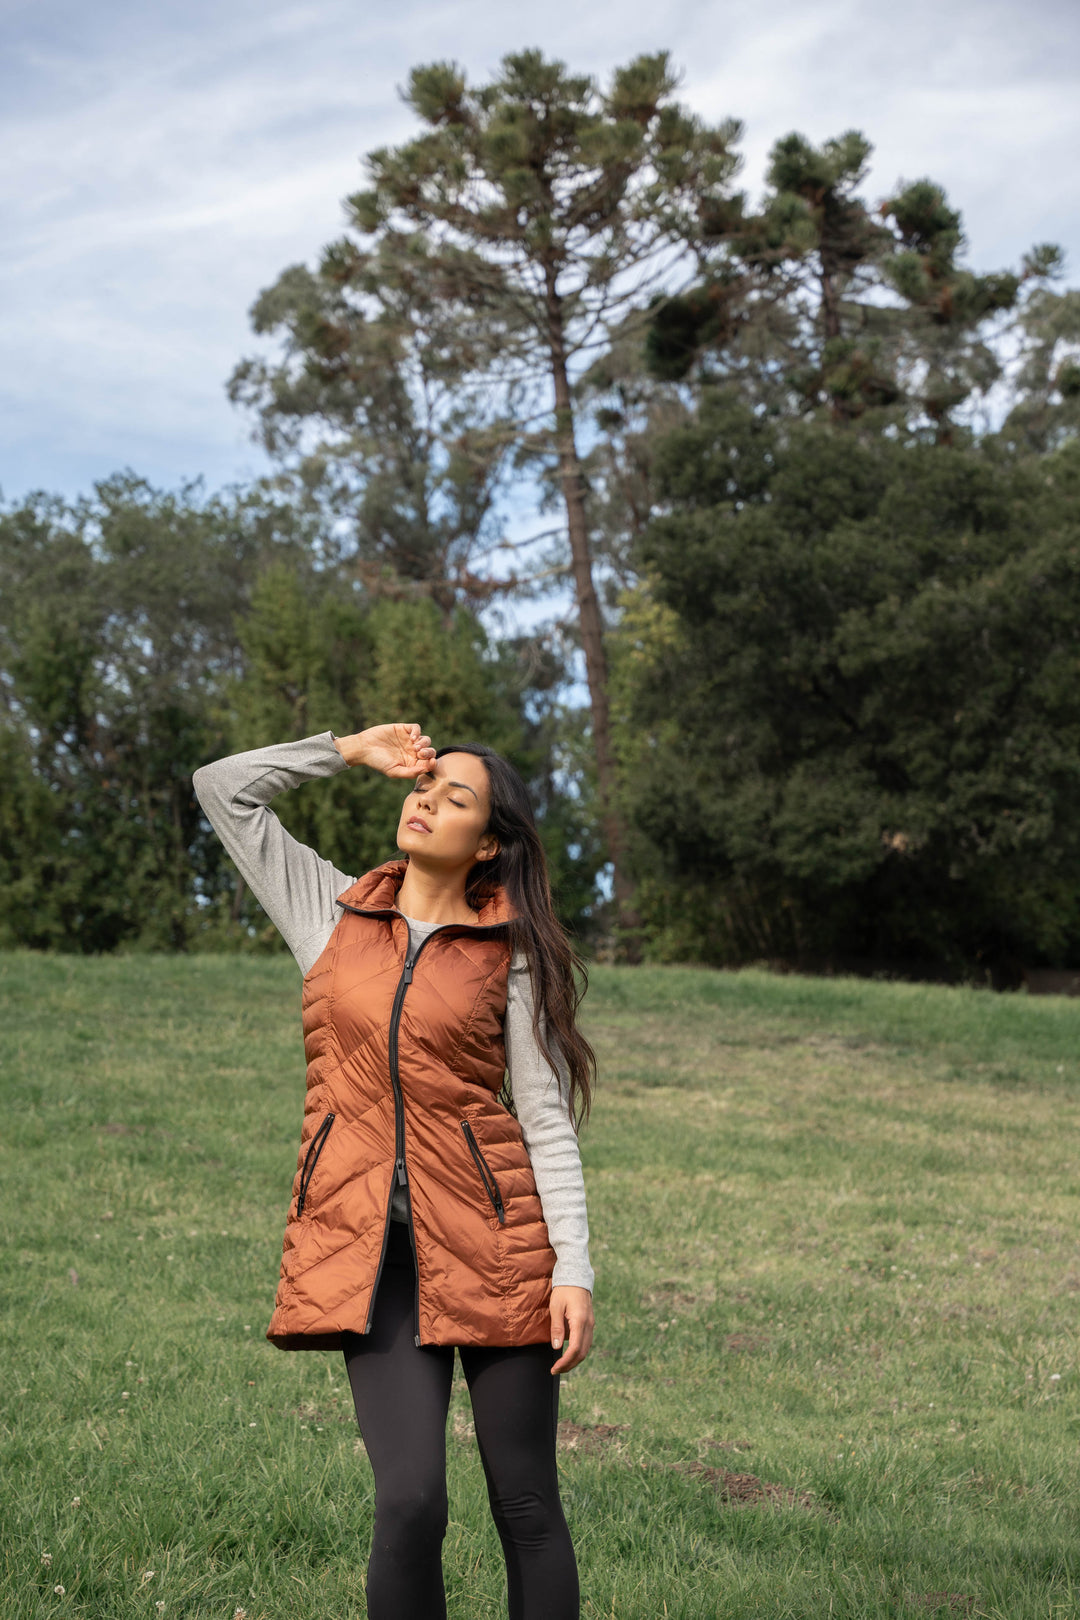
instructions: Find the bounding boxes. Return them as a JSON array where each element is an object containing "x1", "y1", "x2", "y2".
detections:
[{"x1": 335, "y1": 723, "x2": 436, "y2": 778}]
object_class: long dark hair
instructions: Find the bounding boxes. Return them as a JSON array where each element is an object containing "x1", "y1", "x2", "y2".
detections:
[{"x1": 425, "y1": 741, "x2": 597, "y2": 1133}]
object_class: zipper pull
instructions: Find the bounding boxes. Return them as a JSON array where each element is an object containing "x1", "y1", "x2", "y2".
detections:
[
  {"x1": 402, "y1": 958, "x2": 415, "y2": 985},
  {"x1": 396, "y1": 1158, "x2": 408, "y2": 1187}
]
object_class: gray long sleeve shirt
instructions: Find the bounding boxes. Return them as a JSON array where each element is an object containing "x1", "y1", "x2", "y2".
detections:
[{"x1": 192, "y1": 731, "x2": 594, "y2": 1293}]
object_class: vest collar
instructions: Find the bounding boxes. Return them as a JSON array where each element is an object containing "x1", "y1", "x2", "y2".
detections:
[{"x1": 335, "y1": 859, "x2": 519, "y2": 929}]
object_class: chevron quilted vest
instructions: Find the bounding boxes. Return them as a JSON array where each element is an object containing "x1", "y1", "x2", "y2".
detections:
[{"x1": 266, "y1": 859, "x2": 558, "y2": 1350}]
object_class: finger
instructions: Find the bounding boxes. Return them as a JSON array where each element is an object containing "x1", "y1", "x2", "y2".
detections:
[
  {"x1": 551, "y1": 1311, "x2": 589, "y2": 1374},
  {"x1": 549, "y1": 1306, "x2": 567, "y2": 1372},
  {"x1": 552, "y1": 1324, "x2": 585, "y2": 1374},
  {"x1": 572, "y1": 1315, "x2": 594, "y2": 1366}
]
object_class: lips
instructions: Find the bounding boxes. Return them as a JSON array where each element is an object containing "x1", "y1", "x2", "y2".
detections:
[{"x1": 407, "y1": 817, "x2": 431, "y2": 833}]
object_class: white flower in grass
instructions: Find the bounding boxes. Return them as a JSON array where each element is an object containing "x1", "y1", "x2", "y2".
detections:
[
  {"x1": 70, "y1": 1497, "x2": 80, "y2": 1508},
  {"x1": 141, "y1": 1570, "x2": 156, "y2": 1583},
  {"x1": 40, "y1": 1552, "x2": 52, "y2": 1566},
  {"x1": 53, "y1": 1585, "x2": 65, "y2": 1595},
  {"x1": 234, "y1": 1609, "x2": 248, "y2": 1619},
  {"x1": 155, "y1": 1605, "x2": 165, "y2": 1613}
]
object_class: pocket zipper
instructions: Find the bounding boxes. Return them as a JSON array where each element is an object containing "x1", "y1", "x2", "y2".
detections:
[
  {"x1": 297, "y1": 1111, "x2": 335, "y2": 1216},
  {"x1": 460, "y1": 1119, "x2": 506, "y2": 1224}
]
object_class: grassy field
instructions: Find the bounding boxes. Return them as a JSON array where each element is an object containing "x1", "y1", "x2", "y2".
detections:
[{"x1": 1, "y1": 950, "x2": 1078, "y2": 1619}]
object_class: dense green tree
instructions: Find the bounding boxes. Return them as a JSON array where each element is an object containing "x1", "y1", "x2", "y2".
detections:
[
  {"x1": 612, "y1": 391, "x2": 1080, "y2": 976},
  {"x1": 0, "y1": 712, "x2": 69, "y2": 949},
  {"x1": 0, "y1": 475, "x2": 297, "y2": 951}
]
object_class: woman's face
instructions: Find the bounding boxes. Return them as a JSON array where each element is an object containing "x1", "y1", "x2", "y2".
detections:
[{"x1": 395, "y1": 751, "x2": 498, "y2": 868}]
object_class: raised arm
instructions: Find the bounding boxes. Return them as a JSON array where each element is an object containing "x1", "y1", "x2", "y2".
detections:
[
  {"x1": 193, "y1": 723, "x2": 437, "y2": 976},
  {"x1": 193, "y1": 731, "x2": 357, "y2": 975}
]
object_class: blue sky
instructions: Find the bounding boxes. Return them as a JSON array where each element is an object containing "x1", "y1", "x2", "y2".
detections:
[{"x1": 3, "y1": 0, "x2": 1079, "y2": 507}]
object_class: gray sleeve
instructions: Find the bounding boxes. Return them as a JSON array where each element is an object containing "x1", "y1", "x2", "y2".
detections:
[
  {"x1": 505, "y1": 951, "x2": 595, "y2": 1293},
  {"x1": 192, "y1": 731, "x2": 357, "y2": 977}
]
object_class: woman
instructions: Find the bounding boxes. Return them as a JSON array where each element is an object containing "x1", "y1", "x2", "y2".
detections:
[{"x1": 192, "y1": 720, "x2": 596, "y2": 1620}]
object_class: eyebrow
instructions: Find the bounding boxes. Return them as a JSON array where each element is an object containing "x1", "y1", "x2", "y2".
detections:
[{"x1": 418, "y1": 770, "x2": 479, "y2": 801}]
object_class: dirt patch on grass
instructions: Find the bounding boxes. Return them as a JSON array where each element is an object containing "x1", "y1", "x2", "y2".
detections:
[
  {"x1": 644, "y1": 1280, "x2": 714, "y2": 1313},
  {"x1": 557, "y1": 1421, "x2": 630, "y2": 1455},
  {"x1": 288, "y1": 1400, "x2": 350, "y2": 1424},
  {"x1": 673, "y1": 1460, "x2": 818, "y2": 1510},
  {"x1": 451, "y1": 1409, "x2": 476, "y2": 1443},
  {"x1": 724, "y1": 1331, "x2": 772, "y2": 1353}
]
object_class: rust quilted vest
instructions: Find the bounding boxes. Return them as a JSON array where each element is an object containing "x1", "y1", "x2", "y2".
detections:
[{"x1": 266, "y1": 859, "x2": 557, "y2": 1350}]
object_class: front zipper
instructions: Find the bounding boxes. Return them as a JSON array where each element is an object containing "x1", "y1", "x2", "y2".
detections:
[
  {"x1": 461, "y1": 1119, "x2": 507, "y2": 1224},
  {"x1": 360, "y1": 932, "x2": 431, "y2": 1345},
  {"x1": 296, "y1": 1111, "x2": 335, "y2": 1216}
]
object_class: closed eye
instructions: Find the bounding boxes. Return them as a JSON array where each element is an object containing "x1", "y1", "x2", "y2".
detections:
[{"x1": 411, "y1": 776, "x2": 466, "y2": 809}]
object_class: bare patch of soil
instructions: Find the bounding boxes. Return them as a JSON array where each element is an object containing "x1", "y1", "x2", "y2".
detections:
[
  {"x1": 451, "y1": 1410, "x2": 475, "y2": 1444},
  {"x1": 288, "y1": 1400, "x2": 350, "y2": 1424},
  {"x1": 644, "y1": 1281, "x2": 710, "y2": 1313},
  {"x1": 556, "y1": 1421, "x2": 630, "y2": 1455},
  {"x1": 673, "y1": 1461, "x2": 818, "y2": 1512},
  {"x1": 724, "y1": 1332, "x2": 771, "y2": 1353}
]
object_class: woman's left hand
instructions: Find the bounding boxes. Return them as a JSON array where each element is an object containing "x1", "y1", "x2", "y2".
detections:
[{"x1": 549, "y1": 1286, "x2": 594, "y2": 1374}]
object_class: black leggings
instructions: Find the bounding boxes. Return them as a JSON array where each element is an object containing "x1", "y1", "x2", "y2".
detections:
[{"x1": 342, "y1": 1218, "x2": 580, "y2": 1620}]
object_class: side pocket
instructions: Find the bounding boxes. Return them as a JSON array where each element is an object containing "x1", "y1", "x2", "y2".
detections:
[
  {"x1": 460, "y1": 1119, "x2": 506, "y2": 1224},
  {"x1": 296, "y1": 1111, "x2": 335, "y2": 1216}
]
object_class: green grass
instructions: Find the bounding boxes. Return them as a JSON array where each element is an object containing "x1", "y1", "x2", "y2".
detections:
[{"x1": 2, "y1": 950, "x2": 1079, "y2": 1618}]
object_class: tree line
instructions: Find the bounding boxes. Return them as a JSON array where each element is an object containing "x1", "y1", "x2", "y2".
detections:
[{"x1": 3, "y1": 50, "x2": 1079, "y2": 979}]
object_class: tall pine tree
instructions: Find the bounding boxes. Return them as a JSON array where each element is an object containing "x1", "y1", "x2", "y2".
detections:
[{"x1": 246, "y1": 49, "x2": 742, "y2": 952}]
